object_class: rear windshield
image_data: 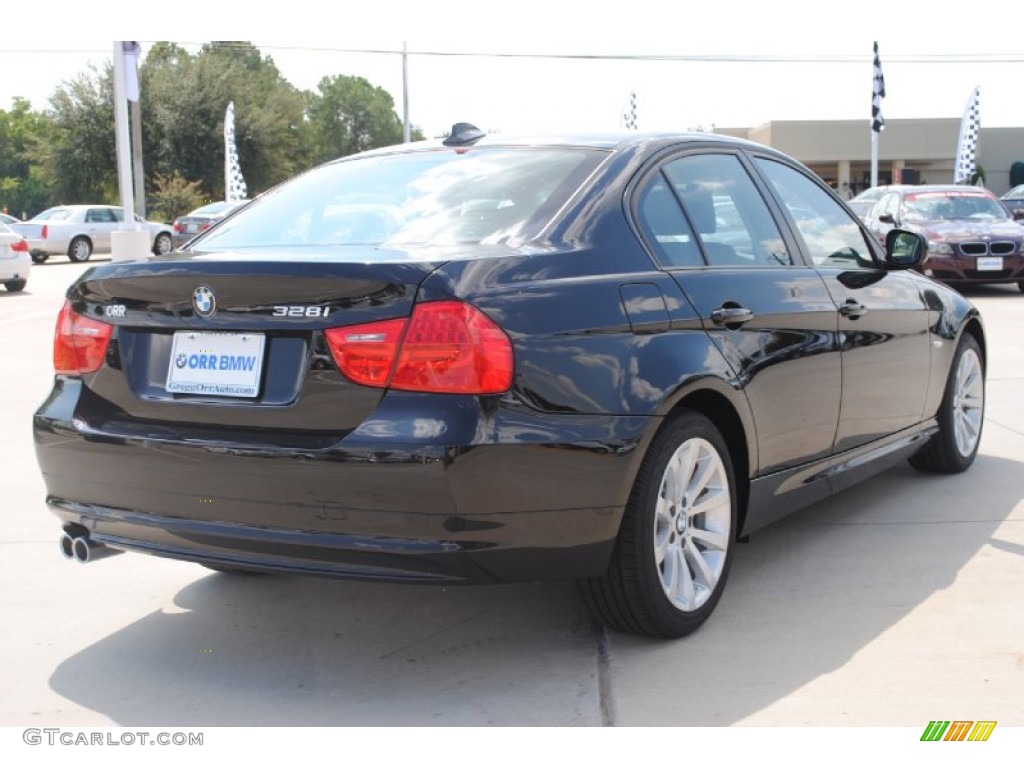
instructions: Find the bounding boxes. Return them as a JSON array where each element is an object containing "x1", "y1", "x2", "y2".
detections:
[
  {"x1": 33, "y1": 208, "x2": 73, "y2": 222},
  {"x1": 193, "y1": 147, "x2": 605, "y2": 250}
]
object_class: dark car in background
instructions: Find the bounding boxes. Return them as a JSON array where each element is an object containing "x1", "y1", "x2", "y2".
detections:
[
  {"x1": 864, "y1": 184, "x2": 1024, "y2": 292},
  {"x1": 35, "y1": 129, "x2": 986, "y2": 638},
  {"x1": 171, "y1": 200, "x2": 249, "y2": 248},
  {"x1": 999, "y1": 184, "x2": 1024, "y2": 219}
]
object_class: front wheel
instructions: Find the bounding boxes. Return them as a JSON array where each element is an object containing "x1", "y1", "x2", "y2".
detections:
[
  {"x1": 68, "y1": 236, "x2": 92, "y2": 263},
  {"x1": 153, "y1": 232, "x2": 173, "y2": 256},
  {"x1": 4, "y1": 279, "x2": 26, "y2": 292},
  {"x1": 31, "y1": 252, "x2": 48, "y2": 264},
  {"x1": 909, "y1": 333, "x2": 985, "y2": 474},
  {"x1": 579, "y1": 410, "x2": 737, "y2": 639}
]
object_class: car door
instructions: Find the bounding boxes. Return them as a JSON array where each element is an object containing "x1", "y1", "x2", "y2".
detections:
[
  {"x1": 85, "y1": 207, "x2": 117, "y2": 251},
  {"x1": 753, "y1": 158, "x2": 931, "y2": 456},
  {"x1": 634, "y1": 150, "x2": 842, "y2": 476}
]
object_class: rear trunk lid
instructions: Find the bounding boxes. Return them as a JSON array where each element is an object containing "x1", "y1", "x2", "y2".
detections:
[{"x1": 66, "y1": 248, "x2": 445, "y2": 437}]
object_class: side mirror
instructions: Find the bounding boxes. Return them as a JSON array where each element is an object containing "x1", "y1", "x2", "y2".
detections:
[
  {"x1": 1012, "y1": 209, "x2": 1024, "y2": 221},
  {"x1": 878, "y1": 213, "x2": 896, "y2": 224},
  {"x1": 884, "y1": 229, "x2": 925, "y2": 269}
]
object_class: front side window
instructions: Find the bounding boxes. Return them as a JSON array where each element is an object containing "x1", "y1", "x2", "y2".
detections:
[
  {"x1": 757, "y1": 158, "x2": 876, "y2": 269},
  {"x1": 195, "y1": 147, "x2": 606, "y2": 251}
]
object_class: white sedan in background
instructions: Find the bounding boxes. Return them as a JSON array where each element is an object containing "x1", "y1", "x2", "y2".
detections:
[
  {"x1": 0, "y1": 221, "x2": 31, "y2": 292},
  {"x1": 14, "y1": 205, "x2": 173, "y2": 263}
]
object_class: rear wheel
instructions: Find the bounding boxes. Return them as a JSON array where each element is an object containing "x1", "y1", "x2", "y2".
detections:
[
  {"x1": 909, "y1": 333, "x2": 984, "y2": 474},
  {"x1": 68, "y1": 236, "x2": 92, "y2": 263},
  {"x1": 31, "y1": 252, "x2": 48, "y2": 264},
  {"x1": 579, "y1": 410, "x2": 737, "y2": 638},
  {"x1": 4, "y1": 279, "x2": 26, "y2": 292},
  {"x1": 153, "y1": 232, "x2": 173, "y2": 256}
]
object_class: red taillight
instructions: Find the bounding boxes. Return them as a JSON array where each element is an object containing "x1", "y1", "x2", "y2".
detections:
[
  {"x1": 324, "y1": 301, "x2": 513, "y2": 394},
  {"x1": 53, "y1": 301, "x2": 113, "y2": 374},
  {"x1": 172, "y1": 220, "x2": 184, "y2": 233},
  {"x1": 40, "y1": 225, "x2": 48, "y2": 240},
  {"x1": 10, "y1": 238, "x2": 28, "y2": 252},
  {"x1": 200, "y1": 222, "x2": 212, "y2": 231},
  {"x1": 324, "y1": 317, "x2": 406, "y2": 388}
]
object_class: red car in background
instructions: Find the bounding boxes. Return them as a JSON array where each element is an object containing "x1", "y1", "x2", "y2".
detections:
[{"x1": 863, "y1": 184, "x2": 1024, "y2": 292}]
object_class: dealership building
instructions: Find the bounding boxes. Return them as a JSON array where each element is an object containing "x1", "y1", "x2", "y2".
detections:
[{"x1": 715, "y1": 119, "x2": 1024, "y2": 197}]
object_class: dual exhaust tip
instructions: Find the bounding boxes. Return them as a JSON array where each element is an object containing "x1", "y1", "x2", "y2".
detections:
[{"x1": 60, "y1": 530, "x2": 122, "y2": 564}]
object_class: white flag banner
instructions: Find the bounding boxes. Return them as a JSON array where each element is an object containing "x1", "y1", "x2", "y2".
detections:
[
  {"x1": 621, "y1": 91, "x2": 638, "y2": 131},
  {"x1": 871, "y1": 41, "x2": 885, "y2": 133},
  {"x1": 954, "y1": 86, "x2": 981, "y2": 184},
  {"x1": 122, "y1": 41, "x2": 141, "y2": 102},
  {"x1": 224, "y1": 102, "x2": 248, "y2": 202}
]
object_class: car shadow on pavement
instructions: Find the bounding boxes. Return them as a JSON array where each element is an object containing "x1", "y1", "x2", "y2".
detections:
[
  {"x1": 607, "y1": 454, "x2": 1024, "y2": 725},
  {"x1": 48, "y1": 574, "x2": 603, "y2": 726},
  {"x1": 46, "y1": 455, "x2": 1021, "y2": 726}
]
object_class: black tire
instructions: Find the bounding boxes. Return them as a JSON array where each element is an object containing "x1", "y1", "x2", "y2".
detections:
[
  {"x1": 1018, "y1": 280, "x2": 1024, "y2": 294},
  {"x1": 579, "y1": 409, "x2": 738, "y2": 639},
  {"x1": 68, "y1": 236, "x2": 92, "y2": 263},
  {"x1": 4, "y1": 279, "x2": 27, "y2": 292},
  {"x1": 153, "y1": 232, "x2": 173, "y2": 256},
  {"x1": 909, "y1": 333, "x2": 985, "y2": 474},
  {"x1": 31, "y1": 252, "x2": 48, "y2": 264}
]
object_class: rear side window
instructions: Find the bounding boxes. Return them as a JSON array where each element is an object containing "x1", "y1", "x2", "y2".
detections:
[
  {"x1": 195, "y1": 147, "x2": 606, "y2": 250},
  {"x1": 659, "y1": 153, "x2": 792, "y2": 267}
]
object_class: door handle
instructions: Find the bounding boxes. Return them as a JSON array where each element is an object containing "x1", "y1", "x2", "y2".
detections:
[
  {"x1": 710, "y1": 306, "x2": 754, "y2": 326},
  {"x1": 839, "y1": 299, "x2": 867, "y2": 319}
]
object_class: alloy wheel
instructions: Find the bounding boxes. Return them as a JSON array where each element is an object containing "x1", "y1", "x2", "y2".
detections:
[
  {"x1": 653, "y1": 437, "x2": 731, "y2": 612},
  {"x1": 952, "y1": 347, "x2": 984, "y2": 458}
]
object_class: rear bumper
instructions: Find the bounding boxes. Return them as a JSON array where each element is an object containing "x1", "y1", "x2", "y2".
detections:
[
  {"x1": 26, "y1": 238, "x2": 66, "y2": 255},
  {"x1": 0, "y1": 251, "x2": 30, "y2": 280},
  {"x1": 35, "y1": 381, "x2": 651, "y2": 584}
]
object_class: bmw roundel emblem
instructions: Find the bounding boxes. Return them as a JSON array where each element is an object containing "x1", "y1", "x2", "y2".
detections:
[
  {"x1": 192, "y1": 286, "x2": 216, "y2": 318},
  {"x1": 175, "y1": 353, "x2": 187, "y2": 368}
]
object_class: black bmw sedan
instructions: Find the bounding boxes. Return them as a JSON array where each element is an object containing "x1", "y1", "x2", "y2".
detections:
[{"x1": 35, "y1": 127, "x2": 986, "y2": 638}]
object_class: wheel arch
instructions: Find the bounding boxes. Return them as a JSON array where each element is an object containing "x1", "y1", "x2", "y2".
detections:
[
  {"x1": 665, "y1": 386, "x2": 754, "y2": 538},
  {"x1": 960, "y1": 316, "x2": 986, "y2": 371}
]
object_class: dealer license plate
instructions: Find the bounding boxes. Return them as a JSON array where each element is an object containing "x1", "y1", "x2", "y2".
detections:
[
  {"x1": 976, "y1": 256, "x2": 1003, "y2": 271},
  {"x1": 166, "y1": 332, "x2": 265, "y2": 397}
]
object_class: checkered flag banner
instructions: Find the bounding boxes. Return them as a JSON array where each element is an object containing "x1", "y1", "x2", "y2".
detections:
[
  {"x1": 954, "y1": 86, "x2": 981, "y2": 184},
  {"x1": 622, "y1": 91, "x2": 638, "y2": 131},
  {"x1": 871, "y1": 41, "x2": 885, "y2": 133},
  {"x1": 224, "y1": 101, "x2": 248, "y2": 202}
]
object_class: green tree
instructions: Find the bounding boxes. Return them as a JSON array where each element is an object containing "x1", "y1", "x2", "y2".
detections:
[
  {"x1": 141, "y1": 41, "x2": 309, "y2": 200},
  {"x1": 306, "y1": 74, "x2": 422, "y2": 165},
  {"x1": 37, "y1": 64, "x2": 118, "y2": 204},
  {"x1": 0, "y1": 97, "x2": 52, "y2": 217},
  {"x1": 150, "y1": 171, "x2": 205, "y2": 221}
]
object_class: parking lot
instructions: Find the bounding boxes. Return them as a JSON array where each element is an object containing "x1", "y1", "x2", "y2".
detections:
[{"x1": 2, "y1": 257, "x2": 1021, "y2": 727}]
